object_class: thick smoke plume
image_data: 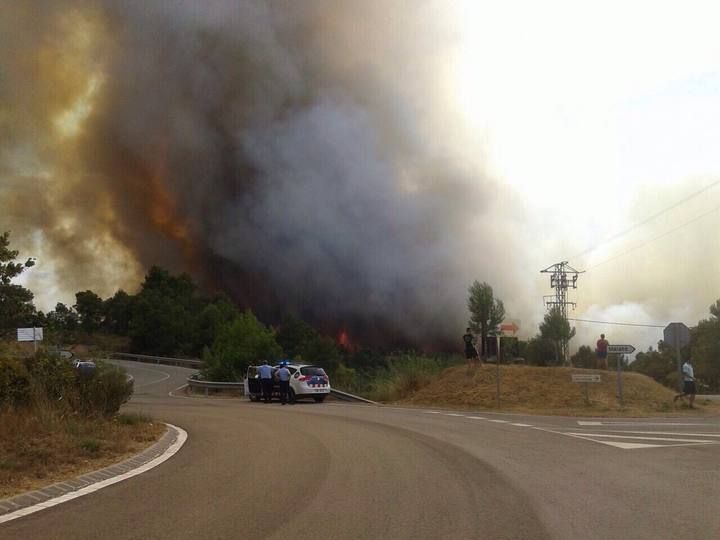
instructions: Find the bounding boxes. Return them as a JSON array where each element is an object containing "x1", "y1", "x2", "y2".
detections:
[{"x1": 1, "y1": 1, "x2": 518, "y2": 346}]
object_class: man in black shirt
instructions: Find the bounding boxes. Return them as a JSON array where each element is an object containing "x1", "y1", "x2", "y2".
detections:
[{"x1": 463, "y1": 328, "x2": 480, "y2": 365}]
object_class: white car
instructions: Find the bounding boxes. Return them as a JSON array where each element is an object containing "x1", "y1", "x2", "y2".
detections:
[{"x1": 245, "y1": 363, "x2": 331, "y2": 403}]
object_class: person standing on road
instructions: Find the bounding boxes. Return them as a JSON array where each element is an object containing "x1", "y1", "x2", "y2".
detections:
[
  {"x1": 276, "y1": 364, "x2": 292, "y2": 405},
  {"x1": 674, "y1": 359, "x2": 697, "y2": 408},
  {"x1": 595, "y1": 334, "x2": 609, "y2": 370},
  {"x1": 258, "y1": 360, "x2": 274, "y2": 403},
  {"x1": 463, "y1": 328, "x2": 480, "y2": 365}
]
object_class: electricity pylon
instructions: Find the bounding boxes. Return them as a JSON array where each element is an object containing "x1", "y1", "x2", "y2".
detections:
[{"x1": 540, "y1": 261, "x2": 584, "y2": 364}]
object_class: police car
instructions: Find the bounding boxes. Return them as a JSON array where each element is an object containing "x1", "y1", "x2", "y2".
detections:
[{"x1": 245, "y1": 363, "x2": 331, "y2": 403}]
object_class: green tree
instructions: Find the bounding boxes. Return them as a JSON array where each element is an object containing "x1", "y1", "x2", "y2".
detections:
[
  {"x1": 0, "y1": 231, "x2": 36, "y2": 330},
  {"x1": 203, "y1": 310, "x2": 282, "y2": 381},
  {"x1": 103, "y1": 290, "x2": 135, "y2": 335},
  {"x1": 524, "y1": 336, "x2": 556, "y2": 366},
  {"x1": 571, "y1": 345, "x2": 595, "y2": 368},
  {"x1": 197, "y1": 295, "x2": 239, "y2": 349},
  {"x1": 539, "y1": 308, "x2": 575, "y2": 365},
  {"x1": 129, "y1": 267, "x2": 202, "y2": 355},
  {"x1": 692, "y1": 300, "x2": 720, "y2": 392},
  {"x1": 74, "y1": 290, "x2": 104, "y2": 333},
  {"x1": 467, "y1": 281, "x2": 505, "y2": 358},
  {"x1": 46, "y1": 302, "x2": 79, "y2": 332},
  {"x1": 275, "y1": 314, "x2": 341, "y2": 372},
  {"x1": 276, "y1": 314, "x2": 318, "y2": 359}
]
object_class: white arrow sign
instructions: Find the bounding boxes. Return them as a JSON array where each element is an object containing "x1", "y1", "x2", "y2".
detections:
[{"x1": 607, "y1": 344, "x2": 635, "y2": 354}]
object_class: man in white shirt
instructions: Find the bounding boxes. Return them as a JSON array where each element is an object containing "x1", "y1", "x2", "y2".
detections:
[
  {"x1": 257, "y1": 361, "x2": 274, "y2": 403},
  {"x1": 673, "y1": 359, "x2": 697, "y2": 408}
]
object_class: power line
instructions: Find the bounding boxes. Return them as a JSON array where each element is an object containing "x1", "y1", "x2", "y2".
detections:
[
  {"x1": 571, "y1": 178, "x2": 720, "y2": 261},
  {"x1": 585, "y1": 203, "x2": 720, "y2": 270},
  {"x1": 568, "y1": 318, "x2": 665, "y2": 328}
]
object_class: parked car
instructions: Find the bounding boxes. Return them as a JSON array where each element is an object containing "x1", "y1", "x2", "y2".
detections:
[
  {"x1": 244, "y1": 363, "x2": 331, "y2": 403},
  {"x1": 72, "y1": 359, "x2": 97, "y2": 377}
]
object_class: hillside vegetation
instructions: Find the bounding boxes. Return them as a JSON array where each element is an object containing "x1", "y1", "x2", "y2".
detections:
[{"x1": 398, "y1": 364, "x2": 719, "y2": 416}]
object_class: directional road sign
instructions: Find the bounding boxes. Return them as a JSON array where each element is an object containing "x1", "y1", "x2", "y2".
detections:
[
  {"x1": 499, "y1": 320, "x2": 520, "y2": 336},
  {"x1": 607, "y1": 344, "x2": 635, "y2": 354}
]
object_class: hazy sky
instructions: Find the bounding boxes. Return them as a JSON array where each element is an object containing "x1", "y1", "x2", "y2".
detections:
[{"x1": 4, "y1": 1, "x2": 720, "y2": 353}]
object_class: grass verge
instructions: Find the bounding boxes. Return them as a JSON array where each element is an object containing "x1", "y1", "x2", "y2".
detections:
[
  {"x1": 395, "y1": 364, "x2": 720, "y2": 417},
  {"x1": 0, "y1": 409, "x2": 164, "y2": 498}
]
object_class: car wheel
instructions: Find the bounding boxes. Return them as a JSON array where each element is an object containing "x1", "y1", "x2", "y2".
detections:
[
  {"x1": 313, "y1": 395, "x2": 326, "y2": 403},
  {"x1": 249, "y1": 394, "x2": 258, "y2": 402},
  {"x1": 289, "y1": 389, "x2": 296, "y2": 404}
]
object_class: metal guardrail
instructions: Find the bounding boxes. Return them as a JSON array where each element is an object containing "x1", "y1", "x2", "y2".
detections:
[
  {"x1": 111, "y1": 352, "x2": 204, "y2": 369},
  {"x1": 185, "y1": 376, "x2": 376, "y2": 404},
  {"x1": 186, "y1": 377, "x2": 245, "y2": 396},
  {"x1": 330, "y1": 388, "x2": 378, "y2": 405}
]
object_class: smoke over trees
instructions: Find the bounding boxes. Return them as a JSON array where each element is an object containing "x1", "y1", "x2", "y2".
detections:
[{"x1": 1, "y1": 1, "x2": 511, "y2": 347}]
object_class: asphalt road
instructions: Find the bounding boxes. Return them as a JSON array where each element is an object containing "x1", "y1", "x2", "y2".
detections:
[{"x1": 3, "y1": 360, "x2": 719, "y2": 539}]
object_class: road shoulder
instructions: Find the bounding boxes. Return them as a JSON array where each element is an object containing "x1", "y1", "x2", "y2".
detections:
[{"x1": 0, "y1": 423, "x2": 187, "y2": 524}]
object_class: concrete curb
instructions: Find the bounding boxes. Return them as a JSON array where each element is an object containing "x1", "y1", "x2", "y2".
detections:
[{"x1": 0, "y1": 423, "x2": 187, "y2": 524}]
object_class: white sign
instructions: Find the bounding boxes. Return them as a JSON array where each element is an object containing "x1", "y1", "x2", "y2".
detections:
[
  {"x1": 571, "y1": 373, "x2": 601, "y2": 383},
  {"x1": 607, "y1": 344, "x2": 635, "y2": 354},
  {"x1": 17, "y1": 327, "x2": 43, "y2": 342}
]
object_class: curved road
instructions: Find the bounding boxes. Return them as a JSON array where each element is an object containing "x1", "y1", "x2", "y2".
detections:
[{"x1": 3, "y1": 360, "x2": 719, "y2": 539}]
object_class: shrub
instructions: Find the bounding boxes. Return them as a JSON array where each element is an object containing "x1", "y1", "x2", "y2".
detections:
[
  {"x1": 79, "y1": 438, "x2": 101, "y2": 453},
  {"x1": 76, "y1": 362, "x2": 133, "y2": 416},
  {"x1": 0, "y1": 353, "x2": 132, "y2": 417},
  {"x1": 202, "y1": 310, "x2": 281, "y2": 381},
  {"x1": 0, "y1": 358, "x2": 31, "y2": 407}
]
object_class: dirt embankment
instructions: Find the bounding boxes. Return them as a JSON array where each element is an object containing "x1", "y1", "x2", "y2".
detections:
[{"x1": 399, "y1": 364, "x2": 719, "y2": 417}]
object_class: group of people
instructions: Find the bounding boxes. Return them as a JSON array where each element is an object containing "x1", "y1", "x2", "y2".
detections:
[{"x1": 257, "y1": 361, "x2": 293, "y2": 405}]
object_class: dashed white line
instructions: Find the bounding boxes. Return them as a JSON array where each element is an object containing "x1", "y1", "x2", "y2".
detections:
[
  {"x1": 511, "y1": 423, "x2": 532, "y2": 427},
  {"x1": 446, "y1": 413, "x2": 465, "y2": 417},
  {"x1": 466, "y1": 416, "x2": 486, "y2": 420},
  {"x1": 488, "y1": 419, "x2": 508, "y2": 423}
]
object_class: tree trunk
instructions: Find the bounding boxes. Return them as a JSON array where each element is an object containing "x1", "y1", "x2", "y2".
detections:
[{"x1": 480, "y1": 323, "x2": 487, "y2": 358}]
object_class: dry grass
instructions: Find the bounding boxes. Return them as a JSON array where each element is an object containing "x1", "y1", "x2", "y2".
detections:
[
  {"x1": 0, "y1": 409, "x2": 163, "y2": 498},
  {"x1": 398, "y1": 364, "x2": 720, "y2": 417}
]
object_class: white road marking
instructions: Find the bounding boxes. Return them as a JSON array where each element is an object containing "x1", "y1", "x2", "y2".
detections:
[
  {"x1": 112, "y1": 362, "x2": 171, "y2": 388},
  {"x1": 424, "y1": 411, "x2": 442, "y2": 414},
  {"x1": 466, "y1": 416, "x2": 486, "y2": 420},
  {"x1": 599, "y1": 442, "x2": 668, "y2": 450},
  {"x1": 168, "y1": 384, "x2": 189, "y2": 397},
  {"x1": 446, "y1": 413, "x2": 465, "y2": 417},
  {"x1": 488, "y1": 419, "x2": 508, "y2": 423},
  {"x1": 564, "y1": 432, "x2": 716, "y2": 443},
  {"x1": 589, "y1": 430, "x2": 720, "y2": 438},
  {"x1": 577, "y1": 421, "x2": 705, "y2": 426},
  {"x1": 0, "y1": 424, "x2": 188, "y2": 525},
  {"x1": 511, "y1": 423, "x2": 533, "y2": 427}
]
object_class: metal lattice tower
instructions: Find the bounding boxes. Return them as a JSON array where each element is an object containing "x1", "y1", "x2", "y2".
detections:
[{"x1": 540, "y1": 261, "x2": 584, "y2": 364}]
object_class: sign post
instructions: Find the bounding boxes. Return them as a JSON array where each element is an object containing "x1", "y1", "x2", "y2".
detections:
[
  {"x1": 571, "y1": 373, "x2": 601, "y2": 404},
  {"x1": 664, "y1": 323, "x2": 690, "y2": 393},
  {"x1": 17, "y1": 327, "x2": 43, "y2": 352},
  {"x1": 607, "y1": 344, "x2": 634, "y2": 406}
]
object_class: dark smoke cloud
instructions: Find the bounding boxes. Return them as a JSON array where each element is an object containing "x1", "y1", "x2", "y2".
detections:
[{"x1": 1, "y1": 1, "x2": 515, "y2": 346}]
